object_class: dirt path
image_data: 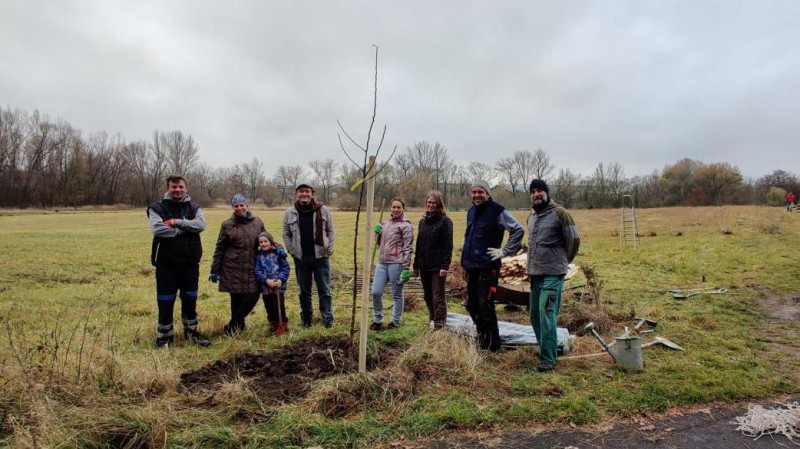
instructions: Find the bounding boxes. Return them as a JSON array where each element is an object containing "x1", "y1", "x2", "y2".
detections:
[{"x1": 383, "y1": 396, "x2": 799, "y2": 448}]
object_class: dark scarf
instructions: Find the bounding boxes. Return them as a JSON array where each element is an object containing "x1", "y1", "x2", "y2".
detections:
[
  {"x1": 424, "y1": 210, "x2": 444, "y2": 222},
  {"x1": 532, "y1": 197, "x2": 551, "y2": 213},
  {"x1": 295, "y1": 199, "x2": 325, "y2": 246},
  {"x1": 232, "y1": 211, "x2": 253, "y2": 223}
]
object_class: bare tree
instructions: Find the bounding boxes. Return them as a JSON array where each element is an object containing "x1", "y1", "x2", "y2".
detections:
[
  {"x1": 129, "y1": 131, "x2": 169, "y2": 205},
  {"x1": 531, "y1": 147, "x2": 555, "y2": 180},
  {"x1": 393, "y1": 152, "x2": 414, "y2": 179},
  {"x1": 629, "y1": 171, "x2": 663, "y2": 208},
  {"x1": 465, "y1": 161, "x2": 493, "y2": 182},
  {"x1": 554, "y1": 168, "x2": 581, "y2": 208},
  {"x1": 273, "y1": 164, "x2": 305, "y2": 204},
  {"x1": 240, "y1": 157, "x2": 267, "y2": 202},
  {"x1": 336, "y1": 45, "x2": 397, "y2": 346},
  {"x1": 310, "y1": 158, "x2": 336, "y2": 203},
  {"x1": 162, "y1": 130, "x2": 199, "y2": 175},
  {"x1": 513, "y1": 150, "x2": 537, "y2": 193},
  {"x1": 495, "y1": 156, "x2": 520, "y2": 197},
  {"x1": 0, "y1": 107, "x2": 29, "y2": 206}
]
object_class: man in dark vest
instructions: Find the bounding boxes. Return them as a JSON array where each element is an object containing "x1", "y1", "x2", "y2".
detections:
[
  {"x1": 461, "y1": 180, "x2": 524, "y2": 351},
  {"x1": 147, "y1": 175, "x2": 211, "y2": 348}
]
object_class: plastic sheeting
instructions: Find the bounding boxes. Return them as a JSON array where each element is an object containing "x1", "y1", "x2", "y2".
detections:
[{"x1": 445, "y1": 312, "x2": 571, "y2": 353}]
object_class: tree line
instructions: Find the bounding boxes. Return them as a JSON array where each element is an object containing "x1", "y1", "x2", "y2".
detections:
[{"x1": 1, "y1": 105, "x2": 797, "y2": 210}]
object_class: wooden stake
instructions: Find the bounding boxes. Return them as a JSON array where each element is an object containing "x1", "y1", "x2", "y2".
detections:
[{"x1": 359, "y1": 155, "x2": 376, "y2": 372}]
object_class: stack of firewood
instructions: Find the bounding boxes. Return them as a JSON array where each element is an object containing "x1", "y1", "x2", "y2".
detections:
[{"x1": 499, "y1": 254, "x2": 528, "y2": 285}]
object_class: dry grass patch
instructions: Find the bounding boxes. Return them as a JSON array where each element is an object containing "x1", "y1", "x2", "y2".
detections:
[
  {"x1": 397, "y1": 330, "x2": 485, "y2": 385},
  {"x1": 302, "y1": 369, "x2": 414, "y2": 419}
]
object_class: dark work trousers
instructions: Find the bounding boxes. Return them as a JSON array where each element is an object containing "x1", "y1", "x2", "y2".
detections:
[
  {"x1": 420, "y1": 271, "x2": 448, "y2": 329},
  {"x1": 227, "y1": 292, "x2": 261, "y2": 331},
  {"x1": 263, "y1": 292, "x2": 288, "y2": 326},
  {"x1": 529, "y1": 275, "x2": 564, "y2": 366},
  {"x1": 156, "y1": 263, "x2": 200, "y2": 342},
  {"x1": 465, "y1": 268, "x2": 501, "y2": 351}
]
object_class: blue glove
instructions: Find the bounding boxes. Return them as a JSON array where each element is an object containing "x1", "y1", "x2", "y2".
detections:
[
  {"x1": 277, "y1": 247, "x2": 287, "y2": 258},
  {"x1": 208, "y1": 273, "x2": 218, "y2": 283}
]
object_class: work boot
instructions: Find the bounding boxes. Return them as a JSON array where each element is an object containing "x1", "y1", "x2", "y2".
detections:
[
  {"x1": 184, "y1": 329, "x2": 211, "y2": 347},
  {"x1": 537, "y1": 363, "x2": 554, "y2": 372},
  {"x1": 155, "y1": 336, "x2": 174, "y2": 348},
  {"x1": 369, "y1": 322, "x2": 383, "y2": 331},
  {"x1": 274, "y1": 322, "x2": 288, "y2": 336},
  {"x1": 300, "y1": 314, "x2": 313, "y2": 328}
]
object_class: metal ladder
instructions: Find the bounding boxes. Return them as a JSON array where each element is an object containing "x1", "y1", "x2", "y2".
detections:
[{"x1": 620, "y1": 194, "x2": 639, "y2": 250}]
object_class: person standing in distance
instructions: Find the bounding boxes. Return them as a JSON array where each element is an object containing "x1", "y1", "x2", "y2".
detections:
[
  {"x1": 527, "y1": 179, "x2": 580, "y2": 372},
  {"x1": 147, "y1": 174, "x2": 210, "y2": 348},
  {"x1": 413, "y1": 190, "x2": 453, "y2": 330},
  {"x1": 282, "y1": 181, "x2": 336, "y2": 328},
  {"x1": 461, "y1": 180, "x2": 524, "y2": 351}
]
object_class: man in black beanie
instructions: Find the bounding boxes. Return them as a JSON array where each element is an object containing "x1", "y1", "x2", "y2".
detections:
[{"x1": 526, "y1": 179, "x2": 580, "y2": 371}]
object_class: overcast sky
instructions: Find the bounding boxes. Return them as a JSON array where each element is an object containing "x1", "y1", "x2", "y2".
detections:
[{"x1": 1, "y1": 1, "x2": 797, "y2": 179}]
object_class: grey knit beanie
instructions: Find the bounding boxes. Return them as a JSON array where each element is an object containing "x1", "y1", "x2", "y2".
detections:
[
  {"x1": 258, "y1": 231, "x2": 274, "y2": 245},
  {"x1": 471, "y1": 180, "x2": 492, "y2": 196}
]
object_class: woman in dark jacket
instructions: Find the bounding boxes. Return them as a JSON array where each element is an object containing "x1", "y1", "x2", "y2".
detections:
[
  {"x1": 413, "y1": 190, "x2": 453, "y2": 329},
  {"x1": 210, "y1": 194, "x2": 266, "y2": 335}
]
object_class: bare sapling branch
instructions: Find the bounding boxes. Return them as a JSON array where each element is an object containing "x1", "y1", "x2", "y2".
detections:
[{"x1": 336, "y1": 45, "x2": 396, "y2": 354}]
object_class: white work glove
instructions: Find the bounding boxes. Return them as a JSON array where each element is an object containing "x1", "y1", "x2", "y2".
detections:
[{"x1": 487, "y1": 247, "x2": 504, "y2": 261}]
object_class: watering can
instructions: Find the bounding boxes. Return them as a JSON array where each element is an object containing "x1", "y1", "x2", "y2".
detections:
[{"x1": 584, "y1": 322, "x2": 643, "y2": 371}]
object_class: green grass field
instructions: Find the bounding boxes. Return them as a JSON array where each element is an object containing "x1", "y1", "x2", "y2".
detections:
[{"x1": 1, "y1": 205, "x2": 799, "y2": 448}]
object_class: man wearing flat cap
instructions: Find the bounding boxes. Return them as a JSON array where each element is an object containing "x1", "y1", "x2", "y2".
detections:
[
  {"x1": 461, "y1": 180, "x2": 524, "y2": 351},
  {"x1": 283, "y1": 181, "x2": 336, "y2": 328},
  {"x1": 527, "y1": 179, "x2": 580, "y2": 372}
]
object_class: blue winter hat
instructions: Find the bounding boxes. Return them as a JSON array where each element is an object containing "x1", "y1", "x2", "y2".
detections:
[{"x1": 230, "y1": 193, "x2": 248, "y2": 206}]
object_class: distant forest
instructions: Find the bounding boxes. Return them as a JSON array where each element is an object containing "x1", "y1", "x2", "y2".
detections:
[{"x1": 1, "y1": 105, "x2": 797, "y2": 210}]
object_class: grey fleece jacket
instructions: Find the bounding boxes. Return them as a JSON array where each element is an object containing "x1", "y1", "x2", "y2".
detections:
[{"x1": 526, "y1": 201, "x2": 580, "y2": 276}]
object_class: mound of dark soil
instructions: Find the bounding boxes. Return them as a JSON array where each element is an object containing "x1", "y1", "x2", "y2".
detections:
[{"x1": 180, "y1": 337, "x2": 363, "y2": 405}]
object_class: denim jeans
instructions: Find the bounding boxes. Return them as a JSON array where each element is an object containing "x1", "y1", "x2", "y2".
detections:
[
  {"x1": 293, "y1": 256, "x2": 333, "y2": 325},
  {"x1": 371, "y1": 262, "x2": 404, "y2": 325}
]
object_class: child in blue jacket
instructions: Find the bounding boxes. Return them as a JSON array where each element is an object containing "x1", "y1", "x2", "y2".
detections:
[{"x1": 254, "y1": 232, "x2": 291, "y2": 335}]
